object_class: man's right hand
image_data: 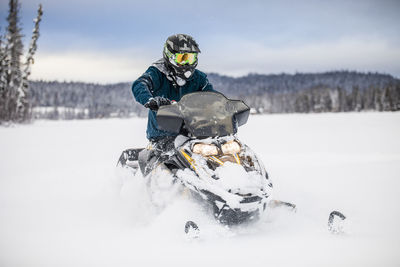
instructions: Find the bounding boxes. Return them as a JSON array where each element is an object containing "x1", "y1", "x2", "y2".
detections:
[{"x1": 144, "y1": 96, "x2": 171, "y2": 111}]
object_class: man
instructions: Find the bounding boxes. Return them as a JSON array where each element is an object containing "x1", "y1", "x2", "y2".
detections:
[{"x1": 132, "y1": 34, "x2": 216, "y2": 153}]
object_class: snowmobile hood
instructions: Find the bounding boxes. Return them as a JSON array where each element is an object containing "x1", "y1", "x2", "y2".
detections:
[{"x1": 156, "y1": 92, "x2": 250, "y2": 138}]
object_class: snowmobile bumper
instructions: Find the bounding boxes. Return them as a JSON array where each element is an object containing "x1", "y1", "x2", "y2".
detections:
[{"x1": 215, "y1": 203, "x2": 262, "y2": 225}]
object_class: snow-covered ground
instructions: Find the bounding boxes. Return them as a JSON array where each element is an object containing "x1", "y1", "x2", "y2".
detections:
[{"x1": 1, "y1": 112, "x2": 400, "y2": 266}]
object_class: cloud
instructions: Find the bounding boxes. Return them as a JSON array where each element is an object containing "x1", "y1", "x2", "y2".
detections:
[
  {"x1": 200, "y1": 37, "x2": 400, "y2": 78},
  {"x1": 30, "y1": 49, "x2": 154, "y2": 84},
  {"x1": 30, "y1": 36, "x2": 400, "y2": 83}
]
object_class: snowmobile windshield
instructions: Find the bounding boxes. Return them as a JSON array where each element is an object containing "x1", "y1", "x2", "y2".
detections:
[{"x1": 156, "y1": 91, "x2": 250, "y2": 138}]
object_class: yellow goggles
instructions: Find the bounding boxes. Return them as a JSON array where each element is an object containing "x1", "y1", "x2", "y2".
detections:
[
  {"x1": 175, "y1": 53, "x2": 197, "y2": 65},
  {"x1": 165, "y1": 45, "x2": 197, "y2": 65}
]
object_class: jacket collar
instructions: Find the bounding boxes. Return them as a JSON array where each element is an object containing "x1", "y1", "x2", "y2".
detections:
[{"x1": 152, "y1": 59, "x2": 195, "y2": 87}]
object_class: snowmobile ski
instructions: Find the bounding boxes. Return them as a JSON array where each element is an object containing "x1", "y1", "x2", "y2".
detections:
[
  {"x1": 328, "y1": 210, "x2": 346, "y2": 234},
  {"x1": 269, "y1": 200, "x2": 297, "y2": 212},
  {"x1": 185, "y1": 221, "x2": 200, "y2": 239}
]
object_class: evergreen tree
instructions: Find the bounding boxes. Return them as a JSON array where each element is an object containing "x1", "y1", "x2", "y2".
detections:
[
  {"x1": 294, "y1": 93, "x2": 310, "y2": 113},
  {"x1": 17, "y1": 4, "x2": 43, "y2": 122},
  {"x1": 0, "y1": 0, "x2": 42, "y2": 124},
  {"x1": 382, "y1": 86, "x2": 393, "y2": 111},
  {"x1": 0, "y1": 33, "x2": 7, "y2": 119},
  {"x1": 351, "y1": 86, "x2": 362, "y2": 111},
  {"x1": 329, "y1": 88, "x2": 340, "y2": 112},
  {"x1": 374, "y1": 87, "x2": 383, "y2": 111},
  {"x1": 2, "y1": 0, "x2": 24, "y2": 122},
  {"x1": 395, "y1": 84, "x2": 400, "y2": 111}
]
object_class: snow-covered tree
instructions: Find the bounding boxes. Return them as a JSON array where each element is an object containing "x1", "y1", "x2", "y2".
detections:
[
  {"x1": 0, "y1": 33, "x2": 7, "y2": 119},
  {"x1": 17, "y1": 4, "x2": 43, "y2": 122},
  {"x1": 0, "y1": 0, "x2": 42, "y2": 124},
  {"x1": 0, "y1": 0, "x2": 24, "y2": 123}
]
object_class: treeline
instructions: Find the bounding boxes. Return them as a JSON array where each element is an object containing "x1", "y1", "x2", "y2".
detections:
[
  {"x1": 29, "y1": 71, "x2": 400, "y2": 120},
  {"x1": 208, "y1": 71, "x2": 400, "y2": 113},
  {"x1": 30, "y1": 81, "x2": 147, "y2": 119},
  {"x1": 240, "y1": 81, "x2": 400, "y2": 113}
]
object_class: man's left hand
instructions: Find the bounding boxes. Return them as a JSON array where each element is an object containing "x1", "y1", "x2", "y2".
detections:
[{"x1": 144, "y1": 96, "x2": 171, "y2": 111}]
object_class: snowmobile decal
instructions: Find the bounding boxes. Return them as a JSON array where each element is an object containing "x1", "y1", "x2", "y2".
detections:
[
  {"x1": 208, "y1": 155, "x2": 224, "y2": 166},
  {"x1": 233, "y1": 153, "x2": 241, "y2": 165},
  {"x1": 180, "y1": 149, "x2": 197, "y2": 172}
]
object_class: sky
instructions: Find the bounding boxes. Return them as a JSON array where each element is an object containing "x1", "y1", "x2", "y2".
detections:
[{"x1": 1, "y1": 0, "x2": 400, "y2": 83}]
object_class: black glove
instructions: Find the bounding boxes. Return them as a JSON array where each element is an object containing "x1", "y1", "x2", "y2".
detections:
[{"x1": 144, "y1": 96, "x2": 171, "y2": 111}]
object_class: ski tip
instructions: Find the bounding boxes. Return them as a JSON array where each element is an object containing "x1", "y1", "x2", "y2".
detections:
[
  {"x1": 185, "y1": 220, "x2": 199, "y2": 233},
  {"x1": 185, "y1": 220, "x2": 200, "y2": 239},
  {"x1": 268, "y1": 200, "x2": 297, "y2": 212},
  {"x1": 328, "y1": 210, "x2": 346, "y2": 234},
  {"x1": 328, "y1": 210, "x2": 346, "y2": 222}
]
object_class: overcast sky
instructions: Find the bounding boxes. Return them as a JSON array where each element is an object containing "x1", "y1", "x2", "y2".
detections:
[{"x1": 1, "y1": 0, "x2": 399, "y2": 83}]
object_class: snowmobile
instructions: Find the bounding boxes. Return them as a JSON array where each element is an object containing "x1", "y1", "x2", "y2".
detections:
[{"x1": 117, "y1": 91, "x2": 345, "y2": 235}]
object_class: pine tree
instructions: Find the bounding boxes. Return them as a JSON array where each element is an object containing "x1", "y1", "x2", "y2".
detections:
[
  {"x1": 0, "y1": 0, "x2": 42, "y2": 124},
  {"x1": 351, "y1": 86, "x2": 362, "y2": 111},
  {"x1": 382, "y1": 86, "x2": 393, "y2": 111},
  {"x1": 17, "y1": 4, "x2": 43, "y2": 122},
  {"x1": 2, "y1": 0, "x2": 24, "y2": 122},
  {"x1": 374, "y1": 87, "x2": 383, "y2": 111},
  {"x1": 0, "y1": 33, "x2": 7, "y2": 120}
]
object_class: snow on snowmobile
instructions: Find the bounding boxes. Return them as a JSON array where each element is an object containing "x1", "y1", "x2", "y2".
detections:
[{"x1": 117, "y1": 91, "x2": 345, "y2": 235}]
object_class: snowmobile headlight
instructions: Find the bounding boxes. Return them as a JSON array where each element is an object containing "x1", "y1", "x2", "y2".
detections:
[
  {"x1": 192, "y1": 143, "x2": 218, "y2": 156},
  {"x1": 221, "y1": 141, "x2": 241, "y2": 155}
]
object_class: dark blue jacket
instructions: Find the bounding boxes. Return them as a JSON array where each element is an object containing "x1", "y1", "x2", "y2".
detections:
[{"x1": 132, "y1": 66, "x2": 216, "y2": 140}]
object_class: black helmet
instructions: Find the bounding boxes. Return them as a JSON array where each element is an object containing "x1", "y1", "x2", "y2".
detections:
[{"x1": 163, "y1": 34, "x2": 201, "y2": 82}]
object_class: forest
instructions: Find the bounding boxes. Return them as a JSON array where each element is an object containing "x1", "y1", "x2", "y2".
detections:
[{"x1": 30, "y1": 71, "x2": 400, "y2": 120}]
